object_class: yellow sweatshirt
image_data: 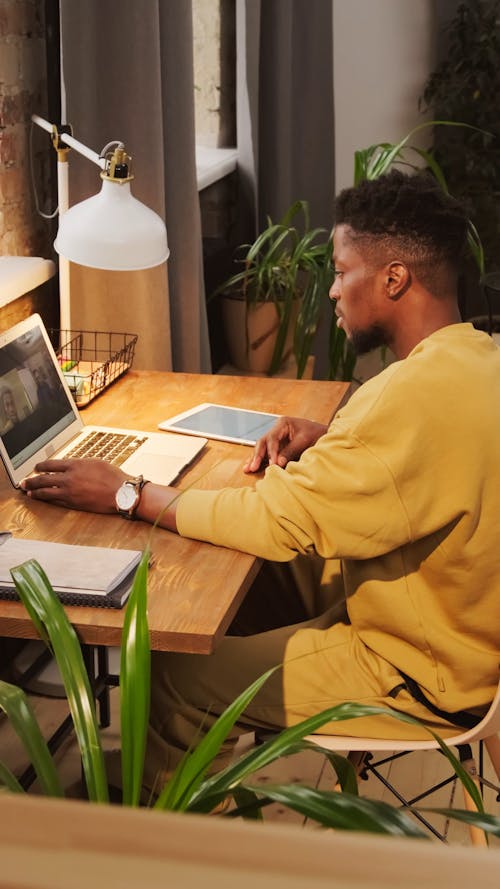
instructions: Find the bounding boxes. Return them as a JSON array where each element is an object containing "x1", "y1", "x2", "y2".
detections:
[{"x1": 177, "y1": 324, "x2": 500, "y2": 714}]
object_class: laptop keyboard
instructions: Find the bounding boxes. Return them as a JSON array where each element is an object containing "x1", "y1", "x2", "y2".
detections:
[{"x1": 65, "y1": 431, "x2": 148, "y2": 467}]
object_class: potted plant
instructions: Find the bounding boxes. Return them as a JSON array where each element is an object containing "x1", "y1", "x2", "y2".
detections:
[
  {"x1": 2, "y1": 555, "x2": 500, "y2": 842},
  {"x1": 216, "y1": 200, "x2": 334, "y2": 378}
]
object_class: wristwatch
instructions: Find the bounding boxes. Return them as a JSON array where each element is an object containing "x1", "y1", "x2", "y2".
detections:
[{"x1": 115, "y1": 475, "x2": 149, "y2": 520}]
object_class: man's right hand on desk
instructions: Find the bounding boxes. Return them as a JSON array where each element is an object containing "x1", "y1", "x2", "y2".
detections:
[
  {"x1": 243, "y1": 416, "x2": 328, "y2": 473},
  {"x1": 20, "y1": 459, "x2": 180, "y2": 531}
]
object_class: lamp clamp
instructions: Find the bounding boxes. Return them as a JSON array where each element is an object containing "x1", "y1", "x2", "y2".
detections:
[
  {"x1": 100, "y1": 141, "x2": 134, "y2": 184},
  {"x1": 51, "y1": 123, "x2": 73, "y2": 160}
]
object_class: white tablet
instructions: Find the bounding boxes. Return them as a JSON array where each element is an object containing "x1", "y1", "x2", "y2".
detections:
[{"x1": 158, "y1": 403, "x2": 279, "y2": 446}]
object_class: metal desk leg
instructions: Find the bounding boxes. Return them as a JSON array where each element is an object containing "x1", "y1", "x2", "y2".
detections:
[{"x1": 82, "y1": 644, "x2": 111, "y2": 729}]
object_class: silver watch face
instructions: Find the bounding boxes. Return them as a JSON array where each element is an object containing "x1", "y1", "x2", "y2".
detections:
[{"x1": 116, "y1": 482, "x2": 139, "y2": 512}]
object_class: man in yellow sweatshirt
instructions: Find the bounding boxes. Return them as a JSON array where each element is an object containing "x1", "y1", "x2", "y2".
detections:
[{"x1": 23, "y1": 171, "x2": 500, "y2": 781}]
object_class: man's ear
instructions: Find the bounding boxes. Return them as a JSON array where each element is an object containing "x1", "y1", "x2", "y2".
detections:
[{"x1": 385, "y1": 261, "x2": 411, "y2": 301}]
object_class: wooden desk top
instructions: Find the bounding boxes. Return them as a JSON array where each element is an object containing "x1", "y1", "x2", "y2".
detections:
[{"x1": 0, "y1": 371, "x2": 349, "y2": 653}]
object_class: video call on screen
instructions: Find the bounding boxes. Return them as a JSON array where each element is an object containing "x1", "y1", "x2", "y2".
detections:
[{"x1": 0, "y1": 328, "x2": 74, "y2": 466}]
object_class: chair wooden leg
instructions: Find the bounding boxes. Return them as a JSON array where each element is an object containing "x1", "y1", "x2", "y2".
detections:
[
  {"x1": 461, "y1": 754, "x2": 488, "y2": 847},
  {"x1": 347, "y1": 751, "x2": 369, "y2": 774}
]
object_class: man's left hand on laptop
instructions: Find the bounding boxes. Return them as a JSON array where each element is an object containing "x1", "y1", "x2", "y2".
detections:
[{"x1": 21, "y1": 459, "x2": 126, "y2": 513}]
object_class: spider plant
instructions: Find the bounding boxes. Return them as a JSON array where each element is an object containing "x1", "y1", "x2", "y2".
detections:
[
  {"x1": 353, "y1": 119, "x2": 486, "y2": 275},
  {"x1": 1, "y1": 556, "x2": 499, "y2": 841},
  {"x1": 216, "y1": 200, "x2": 332, "y2": 378}
]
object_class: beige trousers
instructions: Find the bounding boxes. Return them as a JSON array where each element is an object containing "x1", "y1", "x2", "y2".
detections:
[{"x1": 144, "y1": 556, "x2": 457, "y2": 794}]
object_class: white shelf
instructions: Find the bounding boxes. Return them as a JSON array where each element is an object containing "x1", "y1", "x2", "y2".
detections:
[
  {"x1": 196, "y1": 145, "x2": 238, "y2": 191},
  {"x1": 0, "y1": 256, "x2": 55, "y2": 308}
]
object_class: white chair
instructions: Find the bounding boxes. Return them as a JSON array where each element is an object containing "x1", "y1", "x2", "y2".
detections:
[{"x1": 305, "y1": 680, "x2": 500, "y2": 845}]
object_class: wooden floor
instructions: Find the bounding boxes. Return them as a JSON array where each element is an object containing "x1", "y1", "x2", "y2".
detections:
[{"x1": 1, "y1": 650, "x2": 498, "y2": 848}]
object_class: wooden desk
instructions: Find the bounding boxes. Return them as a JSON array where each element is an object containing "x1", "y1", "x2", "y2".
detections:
[{"x1": 0, "y1": 371, "x2": 349, "y2": 654}]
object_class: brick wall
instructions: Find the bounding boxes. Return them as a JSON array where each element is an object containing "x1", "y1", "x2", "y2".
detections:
[{"x1": 0, "y1": 0, "x2": 53, "y2": 258}]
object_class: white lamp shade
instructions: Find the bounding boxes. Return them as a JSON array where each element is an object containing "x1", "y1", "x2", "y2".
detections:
[{"x1": 54, "y1": 179, "x2": 169, "y2": 271}]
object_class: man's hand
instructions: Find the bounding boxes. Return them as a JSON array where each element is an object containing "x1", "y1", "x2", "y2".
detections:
[
  {"x1": 243, "y1": 417, "x2": 327, "y2": 473},
  {"x1": 20, "y1": 459, "x2": 126, "y2": 513}
]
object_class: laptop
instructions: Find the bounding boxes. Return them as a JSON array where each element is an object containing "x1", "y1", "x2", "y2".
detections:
[{"x1": 0, "y1": 314, "x2": 207, "y2": 488}]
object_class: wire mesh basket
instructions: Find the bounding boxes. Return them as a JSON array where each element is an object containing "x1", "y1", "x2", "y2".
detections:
[{"x1": 50, "y1": 329, "x2": 138, "y2": 407}]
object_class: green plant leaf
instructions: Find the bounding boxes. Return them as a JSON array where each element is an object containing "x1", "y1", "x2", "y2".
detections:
[
  {"x1": 189, "y1": 739, "x2": 357, "y2": 815},
  {"x1": 274, "y1": 740, "x2": 359, "y2": 795},
  {"x1": 328, "y1": 321, "x2": 355, "y2": 381},
  {"x1": 247, "y1": 226, "x2": 291, "y2": 273},
  {"x1": 294, "y1": 241, "x2": 334, "y2": 377},
  {"x1": 324, "y1": 751, "x2": 359, "y2": 795},
  {"x1": 353, "y1": 148, "x2": 369, "y2": 185},
  {"x1": 0, "y1": 758, "x2": 25, "y2": 793},
  {"x1": 295, "y1": 280, "x2": 325, "y2": 377},
  {"x1": 189, "y1": 702, "x2": 422, "y2": 811},
  {"x1": 230, "y1": 785, "x2": 264, "y2": 820},
  {"x1": 11, "y1": 560, "x2": 108, "y2": 803},
  {"x1": 468, "y1": 220, "x2": 485, "y2": 277},
  {"x1": 409, "y1": 146, "x2": 449, "y2": 190},
  {"x1": 0, "y1": 679, "x2": 62, "y2": 796},
  {"x1": 120, "y1": 550, "x2": 151, "y2": 807},
  {"x1": 368, "y1": 144, "x2": 405, "y2": 180},
  {"x1": 419, "y1": 808, "x2": 500, "y2": 838},
  {"x1": 243, "y1": 784, "x2": 428, "y2": 837},
  {"x1": 279, "y1": 199, "x2": 310, "y2": 230},
  {"x1": 154, "y1": 665, "x2": 280, "y2": 811},
  {"x1": 423, "y1": 731, "x2": 484, "y2": 814}
]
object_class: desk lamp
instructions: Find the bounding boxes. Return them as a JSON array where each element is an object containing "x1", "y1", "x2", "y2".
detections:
[{"x1": 32, "y1": 114, "x2": 169, "y2": 332}]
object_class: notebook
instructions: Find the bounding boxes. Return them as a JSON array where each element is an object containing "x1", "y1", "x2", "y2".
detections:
[
  {"x1": 0, "y1": 532, "x2": 142, "y2": 608},
  {"x1": 0, "y1": 314, "x2": 207, "y2": 488}
]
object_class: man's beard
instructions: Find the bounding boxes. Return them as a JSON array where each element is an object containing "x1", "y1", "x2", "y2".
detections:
[{"x1": 349, "y1": 323, "x2": 388, "y2": 356}]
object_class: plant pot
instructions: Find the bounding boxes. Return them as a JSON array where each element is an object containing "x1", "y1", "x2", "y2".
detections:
[{"x1": 221, "y1": 294, "x2": 300, "y2": 374}]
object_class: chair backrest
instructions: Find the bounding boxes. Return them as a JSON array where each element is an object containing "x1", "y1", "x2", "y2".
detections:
[{"x1": 465, "y1": 676, "x2": 500, "y2": 740}]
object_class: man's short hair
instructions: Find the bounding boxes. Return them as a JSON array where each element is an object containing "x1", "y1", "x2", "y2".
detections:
[{"x1": 334, "y1": 170, "x2": 469, "y2": 279}]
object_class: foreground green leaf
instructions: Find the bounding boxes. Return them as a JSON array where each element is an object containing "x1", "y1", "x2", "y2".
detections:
[
  {"x1": 120, "y1": 550, "x2": 151, "y2": 807},
  {"x1": 231, "y1": 785, "x2": 264, "y2": 821},
  {"x1": 0, "y1": 758, "x2": 25, "y2": 794},
  {"x1": 0, "y1": 680, "x2": 62, "y2": 796},
  {"x1": 189, "y1": 741, "x2": 358, "y2": 815},
  {"x1": 11, "y1": 560, "x2": 108, "y2": 803},
  {"x1": 244, "y1": 785, "x2": 428, "y2": 838},
  {"x1": 324, "y1": 751, "x2": 359, "y2": 795},
  {"x1": 427, "y1": 733, "x2": 484, "y2": 814},
  {"x1": 420, "y1": 808, "x2": 500, "y2": 838},
  {"x1": 154, "y1": 666, "x2": 279, "y2": 811},
  {"x1": 189, "y1": 702, "x2": 421, "y2": 812}
]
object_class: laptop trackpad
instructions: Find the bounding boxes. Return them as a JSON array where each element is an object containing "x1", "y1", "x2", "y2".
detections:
[{"x1": 121, "y1": 452, "x2": 198, "y2": 486}]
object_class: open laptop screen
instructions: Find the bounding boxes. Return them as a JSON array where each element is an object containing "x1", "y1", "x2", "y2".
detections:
[{"x1": 0, "y1": 322, "x2": 76, "y2": 470}]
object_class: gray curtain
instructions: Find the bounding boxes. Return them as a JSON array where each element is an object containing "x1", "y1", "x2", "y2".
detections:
[
  {"x1": 236, "y1": 0, "x2": 335, "y2": 376},
  {"x1": 59, "y1": 0, "x2": 211, "y2": 373}
]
